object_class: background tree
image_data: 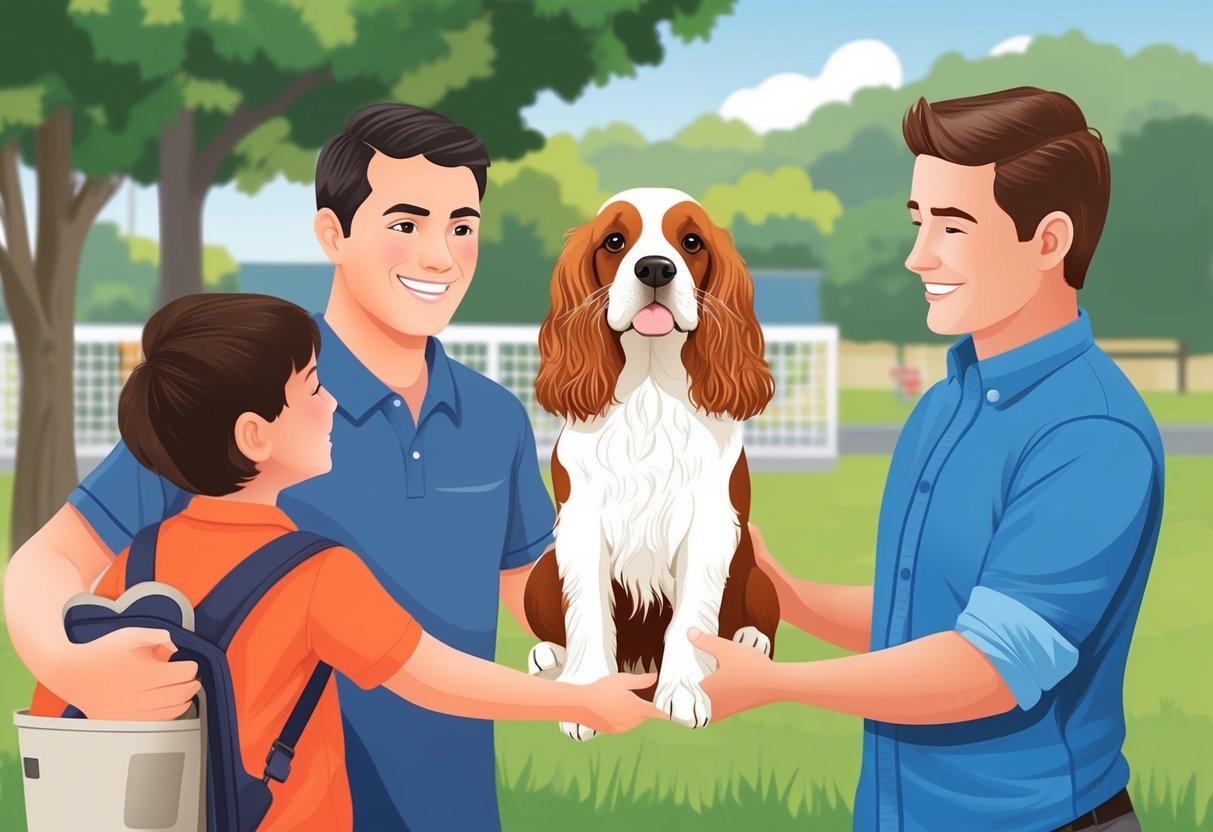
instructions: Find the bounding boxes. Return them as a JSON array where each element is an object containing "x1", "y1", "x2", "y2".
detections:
[
  {"x1": 0, "y1": 1, "x2": 163, "y2": 550},
  {"x1": 1085, "y1": 115, "x2": 1213, "y2": 353},
  {"x1": 67, "y1": 0, "x2": 738, "y2": 305},
  {"x1": 819, "y1": 195, "x2": 941, "y2": 363}
]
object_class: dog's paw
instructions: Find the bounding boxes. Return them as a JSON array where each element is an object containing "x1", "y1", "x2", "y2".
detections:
[
  {"x1": 732, "y1": 626, "x2": 772, "y2": 658},
  {"x1": 559, "y1": 721, "x2": 599, "y2": 742},
  {"x1": 654, "y1": 675, "x2": 711, "y2": 729},
  {"x1": 527, "y1": 641, "x2": 566, "y2": 679}
]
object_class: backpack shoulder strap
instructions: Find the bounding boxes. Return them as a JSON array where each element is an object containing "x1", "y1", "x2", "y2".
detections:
[
  {"x1": 191, "y1": 530, "x2": 341, "y2": 790},
  {"x1": 124, "y1": 522, "x2": 163, "y2": 588},
  {"x1": 193, "y1": 531, "x2": 339, "y2": 650}
]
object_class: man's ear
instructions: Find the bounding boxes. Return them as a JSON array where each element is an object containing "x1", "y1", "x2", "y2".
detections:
[
  {"x1": 314, "y1": 208, "x2": 346, "y2": 265},
  {"x1": 234, "y1": 412, "x2": 273, "y2": 465},
  {"x1": 1034, "y1": 210, "x2": 1074, "y2": 273}
]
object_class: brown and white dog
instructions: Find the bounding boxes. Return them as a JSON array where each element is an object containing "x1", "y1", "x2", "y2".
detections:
[{"x1": 523, "y1": 187, "x2": 780, "y2": 740}]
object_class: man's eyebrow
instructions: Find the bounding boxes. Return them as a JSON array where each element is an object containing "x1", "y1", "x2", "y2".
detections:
[
  {"x1": 907, "y1": 200, "x2": 919, "y2": 211},
  {"x1": 383, "y1": 203, "x2": 430, "y2": 217},
  {"x1": 930, "y1": 206, "x2": 978, "y2": 223},
  {"x1": 450, "y1": 207, "x2": 480, "y2": 219}
]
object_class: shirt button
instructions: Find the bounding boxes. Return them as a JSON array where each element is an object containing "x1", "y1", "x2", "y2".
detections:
[
  {"x1": 412, "y1": 450, "x2": 421, "y2": 460},
  {"x1": 899, "y1": 568, "x2": 911, "y2": 581},
  {"x1": 918, "y1": 480, "x2": 931, "y2": 494},
  {"x1": 393, "y1": 399, "x2": 402, "y2": 407},
  {"x1": 986, "y1": 389, "x2": 1000, "y2": 403}
]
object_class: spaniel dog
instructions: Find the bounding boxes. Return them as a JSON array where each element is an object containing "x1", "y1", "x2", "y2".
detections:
[{"x1": 523, "y1": 187, "x2": 780, "y2": 740}]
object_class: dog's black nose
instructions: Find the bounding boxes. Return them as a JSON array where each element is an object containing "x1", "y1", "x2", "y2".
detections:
[{"x1": 635, "y1": 256, "x2": 676, "y2": 288}]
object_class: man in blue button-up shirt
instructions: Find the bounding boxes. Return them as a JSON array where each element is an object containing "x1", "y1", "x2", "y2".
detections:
[
  {"x1": 696, "y1": 88, "x2": 1160, "y2": 832},
  {"x1": 5, "y1": 104, "x2": 561, "y2": 831}
]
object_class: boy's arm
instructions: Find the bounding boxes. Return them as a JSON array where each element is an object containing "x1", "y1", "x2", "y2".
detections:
[
  {"x1": 309, "y1": 548, "x2": 660, "y2": 734},
  {"x1": 383, "y1": 632, "x2": 658, "y2": 732},
  {"x1": 5, "y1": 503, "x2": 199, "y2": 719},
  {"x1": 749, "y1": 523, "x2": 873, "y2": 652}
]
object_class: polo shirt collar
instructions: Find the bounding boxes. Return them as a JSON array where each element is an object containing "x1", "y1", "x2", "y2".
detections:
[
  {"x1": 184, "y1": 496, "x2": 297, "y2": 531},
  {"x1": 946, "y1": 308, "x2": 1095, "y2": 404},
  {"x1": 315, "y1": 314, "x2": 461, "y2": 425}
]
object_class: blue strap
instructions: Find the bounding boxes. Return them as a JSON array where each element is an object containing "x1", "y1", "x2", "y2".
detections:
[
  {"x1": 262, "y1": 662, "x2": 333, "y2": 784},
  {"x1": 124, "y1": 522, "x2": 163, "y2": 587},
  {"x1": 193, "y1": 531, "x2": 338, "y2": 650}
]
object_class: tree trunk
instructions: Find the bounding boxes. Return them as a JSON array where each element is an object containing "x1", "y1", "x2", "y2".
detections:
[
  {"x1": 0, "y1": 112, "x2": 122, "y2": 553},
  {"x1": 158, "y1": 109, "x2": 206, "y2": 307}
]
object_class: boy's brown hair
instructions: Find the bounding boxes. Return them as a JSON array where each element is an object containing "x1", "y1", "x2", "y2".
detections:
[
  {"x1": 118, "y1": 294, "x2": 321, "y2": 496},
  {"x1": 902, "y1": 86, "x2": 1111, "y2": 289}
]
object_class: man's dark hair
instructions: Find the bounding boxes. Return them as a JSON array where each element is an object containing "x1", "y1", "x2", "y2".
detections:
[
  {"x1": 902, "y1": 87, "x2": 1111, "y2": 289},
  {"x1": 118, "y1": 294, "x2": 321, "y2": 496},
  {"x1": 315, "y1": 103, "x2": 491, "y2": 236}
]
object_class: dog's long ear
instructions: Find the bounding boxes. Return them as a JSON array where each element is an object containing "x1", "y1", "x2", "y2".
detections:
[
  {"x1": 536, "y1": 220, "x2": 625, "y2": 422},
  {"x1": 682, "y1": 220, "x2": 775, "y2": 420}
]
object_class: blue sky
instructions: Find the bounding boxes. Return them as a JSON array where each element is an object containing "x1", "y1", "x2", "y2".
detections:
[{"x1": 76, "y1": 0, "x2": 1213, "y2": 263}]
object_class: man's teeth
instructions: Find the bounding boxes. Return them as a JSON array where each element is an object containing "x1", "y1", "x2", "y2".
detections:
[
  {"x1": 924, "y1": 283, "x2": 961, "y2": 296},
  {"x1": 398, "y1": 276, "x2": 449, "y2": 296}
]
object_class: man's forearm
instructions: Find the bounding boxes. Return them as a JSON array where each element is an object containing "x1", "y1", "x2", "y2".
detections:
[
  {"x1": 763, "y1": 631, "x2": 1016, "y2": 724},
  {"x1": 4, "y1": 504, "x2": 116, "y2": 689},
  {"x1": 776, "y1": 571, "x2": 873, "y2": 653}
]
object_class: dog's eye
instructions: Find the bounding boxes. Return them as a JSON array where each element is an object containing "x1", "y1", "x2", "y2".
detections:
[
  {"x1": 682, "y1": 234, "x2": 703, "y2": 254},
  {"x1": 603, "y1": 233, "x2": 625, "y2": 253}
]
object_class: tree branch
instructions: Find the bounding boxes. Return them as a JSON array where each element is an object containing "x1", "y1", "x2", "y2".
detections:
[
  {"x1": 70, "y1": 174, "x2": 125, "y2": 230},
  {"x1": 194, "y1": 68, "x2": 331, "y2": 190},
  {"x1": 0, "y1": 141, "x2": 34, "y2": 274}
]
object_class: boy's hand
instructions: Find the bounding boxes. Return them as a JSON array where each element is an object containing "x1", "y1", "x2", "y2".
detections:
[
  {"x1": 57, "y1": 628, "x2": 200, "y2": 720},
  {"x1": 575, "y1": 673, "x2": 664, "y2": 734},
  {"x1": 691, "y1": 627, "x2": 778, "y2": 723}
]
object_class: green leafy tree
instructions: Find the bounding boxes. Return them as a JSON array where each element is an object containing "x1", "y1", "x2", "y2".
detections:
[
  {"x1": 820, "y1": 195, "x2": 943, "y2": 360},
  {"x1": 0, "y1": 2, "x2": 162, "y2": 549},
  {"x1": 702, "y1": 167, "x2": 842, "y2": 234},
  {"x1": 808, "y1": 126, "x2": 913, "y2": 210},
  {"x1": 454, "y1": 217, "x2": 554, "y2": 324},
  {"x1": 1085, "y1": 116, "x2": 1213, "y2": 352},
  {"x1": 66, "y1": 0, "x2": 738, "y2": 305}
]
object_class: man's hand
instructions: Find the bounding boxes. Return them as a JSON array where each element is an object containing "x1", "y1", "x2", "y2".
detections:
[
  {"x1": 54, "y1": 628, "x2": 200, "y2": 720},
  {"x1": 573, "y1": 672, "x2": 665, "y2": 734},
  {"x1": 749, "y1": 522, "x2": 795, "y2": 602},
  {"x1": 690, "y1": 628, "x2": 778, "y2": 723}
]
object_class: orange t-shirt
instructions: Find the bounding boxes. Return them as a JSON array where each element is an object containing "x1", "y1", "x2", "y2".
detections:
[{"x1": 31, "y1": 496, "x2": 423, "y2": 832}]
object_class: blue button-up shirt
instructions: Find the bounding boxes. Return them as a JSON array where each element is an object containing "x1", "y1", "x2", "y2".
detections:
[
  {"x1": 854, "y1": 310, "x2": 1164, "y2": 832},
  {"x1": 69, "y1": 316, "x2": 556, "y2": 831}
]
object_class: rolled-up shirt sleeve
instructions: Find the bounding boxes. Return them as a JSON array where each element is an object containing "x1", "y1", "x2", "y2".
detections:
[{"x1": 955, "y1": 417, "x2": 1160, "y2": 710}]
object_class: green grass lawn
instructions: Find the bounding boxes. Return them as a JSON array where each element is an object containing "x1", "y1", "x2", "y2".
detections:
[
  {"x1": 2, "y1": 459, "x2": 1211, "y2": 829},
  {"x1": 842, "y1": 389, "x2": 1213, "y2": 424}
]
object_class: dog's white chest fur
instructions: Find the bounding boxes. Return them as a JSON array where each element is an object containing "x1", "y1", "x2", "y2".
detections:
[{"x1": 556, "y1": 333, "x2": 742, "y2": 610}]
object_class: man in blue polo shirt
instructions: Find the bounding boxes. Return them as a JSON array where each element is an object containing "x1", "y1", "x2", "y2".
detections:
[
  {"x1": 693, "y1": 88, "x2": 1160, "y2": 832},
  {"x1": 5, "y1": 104, "x2": 556, "y2": 830}
]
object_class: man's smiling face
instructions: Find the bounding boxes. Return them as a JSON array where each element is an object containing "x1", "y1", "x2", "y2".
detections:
[
  {"x1": 905, "y1": 155, "x2": 1045, "y2": 337},
  {"x1": 338, "y1": 151, "x2": 480, "y2": 336}
]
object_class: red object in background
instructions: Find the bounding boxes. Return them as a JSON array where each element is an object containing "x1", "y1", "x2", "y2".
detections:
[{"x1": 891, "y1": 366, "x2": 923, "y2": 399}]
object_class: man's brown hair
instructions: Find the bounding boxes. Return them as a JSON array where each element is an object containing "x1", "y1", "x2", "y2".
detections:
[
  {"x1": 118, "y1": 294, "x2": 321, "y2": 496},
  {"x1": 902, "y1": 86, "x2": 1111, "y2": 288}
]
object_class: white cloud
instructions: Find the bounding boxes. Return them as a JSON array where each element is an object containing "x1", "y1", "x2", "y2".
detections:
[
  {"x1": 719, "y1": 39, "x2": 903, "y2": 133},
  {"x1": 989, "y1": 35, "x2": 1033, "y2": 56}
]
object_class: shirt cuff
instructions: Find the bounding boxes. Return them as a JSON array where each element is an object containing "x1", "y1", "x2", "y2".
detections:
[
  {"x1": 956, "y1": 586, "x2": 1079, "y2": 710},
  {"x1": 346, "y1": 618, "x2": 424, "y2": 691},
  {"x1": 500, "y1": 531, "x2": 555, "y2": 571},
  {"x1": 67, "y1": 486, "x2": 133, "y2": 557}
]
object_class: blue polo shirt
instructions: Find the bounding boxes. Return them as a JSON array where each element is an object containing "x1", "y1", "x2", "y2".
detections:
[
  {"x1": 68, "y1": 316, "x2": 556, "y2": 831},
  {"x1": 855, "y1": 309, "x2": 1164, "y2": 832}
]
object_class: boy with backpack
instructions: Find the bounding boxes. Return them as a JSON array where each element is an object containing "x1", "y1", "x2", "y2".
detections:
[{"x1": 28, "y1": 293, "x2": 659, "y2": 830}]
